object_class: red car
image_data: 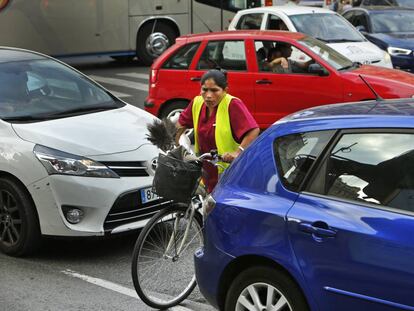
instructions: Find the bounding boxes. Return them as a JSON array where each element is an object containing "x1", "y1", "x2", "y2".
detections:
[{"x1": 145, "y1": 30, "x2": 414, "y2": 129}]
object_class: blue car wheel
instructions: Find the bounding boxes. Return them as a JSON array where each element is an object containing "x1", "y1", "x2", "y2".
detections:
[{"x1": 224, "y1": 266, "x2": 309, "y2": 311}]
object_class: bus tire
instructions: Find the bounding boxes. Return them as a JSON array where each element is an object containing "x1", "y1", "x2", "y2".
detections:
[{"x1": 137, "y1": 21, "x2": 176, "y2": 66}]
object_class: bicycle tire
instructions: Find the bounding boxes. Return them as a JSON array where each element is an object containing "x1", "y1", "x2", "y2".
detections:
[{"x1": 131, "y1": 204, "x2": 203, "y2": 309}]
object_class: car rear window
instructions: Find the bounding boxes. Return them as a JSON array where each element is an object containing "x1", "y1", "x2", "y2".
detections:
[
  {"x1": 197, "y1": 40, "x2": 247, "y2": 71},
  {"x1": 274, "y1": 130, "x2": 334, "y2": 192},
  {"x1": 162, "y1": 42, "x2": 200, "y2": 70},
  {"x1": 236, "y1": 13, "x2": 263, "y2": 30}
]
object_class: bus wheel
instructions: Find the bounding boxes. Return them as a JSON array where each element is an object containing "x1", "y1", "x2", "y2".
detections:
[{"x1": 137, "y1": 21, "x2": 176, "y2": 66}]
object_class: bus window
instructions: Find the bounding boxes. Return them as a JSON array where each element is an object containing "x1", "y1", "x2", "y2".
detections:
[{"x1": 195, "y1": 0, "x2": 262, "y2": 12}]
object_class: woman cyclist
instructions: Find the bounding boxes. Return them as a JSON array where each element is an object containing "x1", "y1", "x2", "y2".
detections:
[{"x1": 175, "y1": 69, "x2": 260, "y2": 193}]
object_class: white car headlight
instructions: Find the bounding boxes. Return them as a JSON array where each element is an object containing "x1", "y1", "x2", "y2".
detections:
[
  {"x1": 34, "y1": 145, "x2": 119, "y2": 178},
  {"x1": 387, "y1": 47, "x2": 412, "y2": 56}
]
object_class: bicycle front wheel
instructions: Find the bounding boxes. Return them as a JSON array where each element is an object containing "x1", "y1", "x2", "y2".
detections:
[{"x1": 131, "y1": 204, "x2": 203, "y2": 309}]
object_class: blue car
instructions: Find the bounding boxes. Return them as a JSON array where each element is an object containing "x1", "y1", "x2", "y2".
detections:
[
  {"x1": 195, "y1": 98, "x2": 414, "y2": 311},
  {"x1": 343, "y1": 7, "x2": 414, "y2": 72}
]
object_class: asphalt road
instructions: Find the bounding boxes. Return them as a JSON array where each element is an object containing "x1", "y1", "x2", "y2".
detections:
[{"x1": 0, "y1": 56, "x2": 215, "y2": 311}]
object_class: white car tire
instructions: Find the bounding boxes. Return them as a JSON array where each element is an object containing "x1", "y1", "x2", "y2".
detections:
[{"x1": 0, "y1": 177, "x2": 41, "y2": 256}]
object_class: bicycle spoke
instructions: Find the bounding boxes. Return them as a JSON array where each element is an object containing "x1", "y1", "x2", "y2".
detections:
[
  {"x1": 143, "y1": 237, "x2": 166, "y2": 254},
  {"x1": 177, "y1": 229, "x2": 203, "y2": 255},
  {"x1": 139, "y1": 259, "x2": 166, "y2": 281},
  {"x1": 140, "y1": 247, "x2": 164, "y2": 256}
]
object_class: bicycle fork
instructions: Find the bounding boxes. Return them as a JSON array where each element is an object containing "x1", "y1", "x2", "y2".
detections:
[{"x1": 164, "y1": 200, "x2": 198, "y2": 260}]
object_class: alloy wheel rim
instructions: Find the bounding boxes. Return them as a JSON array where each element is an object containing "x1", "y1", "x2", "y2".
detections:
[
  {"x1": 236, "y1": 282, "x2": 292, "y2": 311},
  {"x1": 0, "y1": 190, "x2": 21, "y2": 247}
]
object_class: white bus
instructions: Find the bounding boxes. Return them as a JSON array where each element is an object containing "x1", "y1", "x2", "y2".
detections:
[{"x1": 0, "y1": 0, "x2": 262, "y2": 65}]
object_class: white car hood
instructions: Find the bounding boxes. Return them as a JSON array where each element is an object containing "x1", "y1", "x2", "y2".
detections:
[
  {"x1": 327, "y1": 41, "x2": 385, "y2": 64},
  {"x1": 12, "y1": 105, "x2": 157, "y2": 156}
]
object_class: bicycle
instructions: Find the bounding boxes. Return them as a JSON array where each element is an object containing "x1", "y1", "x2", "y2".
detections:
[{"x1": 131, "y1": 146, "x2": 222, "y2": 309}]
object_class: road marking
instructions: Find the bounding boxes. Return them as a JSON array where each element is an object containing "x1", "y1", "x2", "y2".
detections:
[
  {"x1": 89, "y1": 75, "x2": 148, "y2": 91},
  {"x1": 108, "y1": 90, "x2": 131, "y2": 98},
  {"x1": 61, "y1": 269, "x2": 195, "y2": 311},
  {"x1": 117, "y1": 72, "x2": 149, "y2": 80}
]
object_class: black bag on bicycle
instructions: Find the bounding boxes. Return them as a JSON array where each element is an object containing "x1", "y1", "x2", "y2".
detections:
[{"x1": 153, "y1": 153, "x2": 202, "y2": 203}]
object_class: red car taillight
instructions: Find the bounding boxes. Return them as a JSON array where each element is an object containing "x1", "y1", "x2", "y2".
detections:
[
  {"x1": 264, "y1": 0, "x2": 272, "y2": 6},
  {"x1": 150, "y1": 69, "x2": 158, "y2": 84}
]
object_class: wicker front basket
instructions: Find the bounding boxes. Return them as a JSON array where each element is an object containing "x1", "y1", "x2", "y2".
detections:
[{"x1": 152, "y1": 153, "x2": 202, "y2": 203}]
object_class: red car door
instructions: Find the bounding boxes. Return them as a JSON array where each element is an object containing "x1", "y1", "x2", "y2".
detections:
[
  {"x1": 249, "y1": 39, "x2": 344, "y2": 128},
  {"x1": 186, "y1": 38, "x2": 256, "y2": 118}
]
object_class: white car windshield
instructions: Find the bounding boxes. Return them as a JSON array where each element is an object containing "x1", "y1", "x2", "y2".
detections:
[
  {"x1": 0, "y1": 56, "x2": 123, "y2": 122},
  {"x1": 371, "y1": 11, "x2": 414, "y2": 33},
  {"x1": 290, "y1": 13, "x2": 365, "y2": 43},
  {"x1": 298, "y1": 36, "x2": 355, "y2": 70},
  {"x1": 398, "y1": 0, "x2": 414, "y2": 8}
]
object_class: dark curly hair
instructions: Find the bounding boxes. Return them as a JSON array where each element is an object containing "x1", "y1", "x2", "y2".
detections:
[{"x1": 200, "y1": 69, "x2": 228, "y2": 89}]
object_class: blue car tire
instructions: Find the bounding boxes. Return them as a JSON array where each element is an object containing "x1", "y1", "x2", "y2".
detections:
[{"x1": 224, "y1": 266, "x2": 309, "y2": 311}]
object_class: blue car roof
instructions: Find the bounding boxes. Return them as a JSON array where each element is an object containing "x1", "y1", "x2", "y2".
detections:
[{"x1": 273, "y1": 98, "x2": 414, "y2": 136}]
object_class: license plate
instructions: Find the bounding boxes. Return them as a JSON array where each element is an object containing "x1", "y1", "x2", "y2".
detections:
[{"x1": 140, "y1": 187, "x2": 159, "y2": 204}]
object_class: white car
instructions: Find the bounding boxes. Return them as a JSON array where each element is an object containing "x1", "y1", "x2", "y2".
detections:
[
  {"x1": 229, "y1": 6, "x2": 393, "y2": 68},
  {"x1": 0, "y1": 47, "x2": 166, "y2": 256}
]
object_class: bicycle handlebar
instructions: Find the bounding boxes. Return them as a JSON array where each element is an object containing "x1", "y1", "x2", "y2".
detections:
[{"x1": 197, "y1": 150, "x2": 225, "y2": 166}]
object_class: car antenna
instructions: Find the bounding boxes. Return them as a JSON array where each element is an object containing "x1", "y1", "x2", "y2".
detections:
[{"x1": 359, "y1": 74, "x2": 383, "y2": 101}]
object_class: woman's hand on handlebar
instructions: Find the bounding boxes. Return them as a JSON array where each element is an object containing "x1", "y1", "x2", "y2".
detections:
[{"x1": 222, "y1": 150, "x2": 241, "y2": 163}]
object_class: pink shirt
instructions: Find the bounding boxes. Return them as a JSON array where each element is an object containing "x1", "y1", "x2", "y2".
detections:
[{"x1": 178, "y1": 97, "x2": 258, "y2": 192}]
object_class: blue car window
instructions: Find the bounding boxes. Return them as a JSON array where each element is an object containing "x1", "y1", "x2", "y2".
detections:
[
  {"x1": 274, "y1": 130, "x2": 334, "y2": 192},
  {"x1": 370, "y1": 11, "x2": 414, "y2": 33},
  {"x1": 311, "y1": 132, "x2": 414, "y2": 213}
]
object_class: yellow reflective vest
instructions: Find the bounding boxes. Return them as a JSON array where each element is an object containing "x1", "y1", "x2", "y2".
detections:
[{"x1": 192, "y1": 94, "x2": 240, "y2": 173}]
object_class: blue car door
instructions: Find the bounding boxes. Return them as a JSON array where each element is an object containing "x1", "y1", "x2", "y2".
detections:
[{"x1": 287, "y1": 130, "x2": 414, "y2": 311}]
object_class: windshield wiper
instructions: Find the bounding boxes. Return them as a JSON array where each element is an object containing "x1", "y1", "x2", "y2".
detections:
[
  {"x1": 2, "y1": 115, "x2": 50, "y2": 122},
  {"x1": 325, "y1": 38, "x2": 363, "y2": 43},
  {"x1": 49, "y1": 105, "x2": 119, "y2": 117},
  {"x1": 339, "y1": 62, "x2": 362, "y2": 71},
  {"x1": 314, "y1": 37, "x2": 328, "y2": 42}
]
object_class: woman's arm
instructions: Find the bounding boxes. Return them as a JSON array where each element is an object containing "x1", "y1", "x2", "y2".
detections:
[
  {"x1": 175, "y1": 122, "x2": 188, "y2": 146},
  {"x1": 222, "y1": 127, "x2": 260, "y2": 163}
]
